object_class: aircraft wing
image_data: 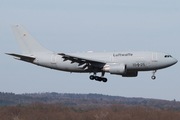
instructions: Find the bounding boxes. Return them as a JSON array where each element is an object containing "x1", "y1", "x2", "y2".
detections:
[
  {"x1": 6, "y1": 53, "x2": 35, "y2": 63},
  {"x1": 58, "y1": 53, "x2": 107, "y2": 68}
]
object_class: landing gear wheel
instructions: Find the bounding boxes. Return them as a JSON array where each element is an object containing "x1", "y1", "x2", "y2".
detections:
[
  {"x1": 89, "y1": 72, "x2": 108, "y2": 82},
  {"x1": 151, "y1": 76, "x2": 156, "y2": 80},
  {"x1": 151, "y1": 70, "x2": 157, "y2": 80},
  {"x1": 89, "y1": 75, "x2": 95, "y2": 80},
  {"x1": 95, "y1": 76, "x2": 101, "y2": 81},
  {"x1": 102, "y1": 78, "x2": 107, "y2": 82}
]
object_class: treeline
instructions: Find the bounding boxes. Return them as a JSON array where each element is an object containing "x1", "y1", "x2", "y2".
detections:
[
  {"x1": 0, "y1": 92, "x2": 180, "y2": 110},
  {"x1": 0, "y1": 102, "x2": 180, "y2": 120}
]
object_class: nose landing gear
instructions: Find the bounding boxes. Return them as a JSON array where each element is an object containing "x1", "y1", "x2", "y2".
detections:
[{"x1": 151, "y1": 70, "x2": 156, "y2": 80}]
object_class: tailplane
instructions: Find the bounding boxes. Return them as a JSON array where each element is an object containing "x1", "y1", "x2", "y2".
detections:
[{"x1": 11, "y1": 25, "x2": 52, "y2": 55}]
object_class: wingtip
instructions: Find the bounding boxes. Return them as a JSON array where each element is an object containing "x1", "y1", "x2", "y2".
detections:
[{"x1": 5, "y1": 53, "x2": 11, "y2": 55}]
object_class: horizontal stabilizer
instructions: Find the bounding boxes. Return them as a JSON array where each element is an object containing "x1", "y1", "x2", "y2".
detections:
[{"x1": 6, "y1": 53, "x2": 35, "y2": 63}]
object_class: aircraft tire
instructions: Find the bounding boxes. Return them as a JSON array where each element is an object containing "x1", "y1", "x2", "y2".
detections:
[
  {"x1": 90, "y1": 76, "x2": 107, "y2": 82},
  {"x1": 95, "y1": 76, "x2": 101, "y2": 81},
  {"x1": 151, "y1": 76, "x2": 156, "y2": 80},
  {"x1": 102, "y1": 78, "x2": 107, "y2": 82},
  {"x1": 89, "y1": 75, "x2": 95, "y2": 80}
]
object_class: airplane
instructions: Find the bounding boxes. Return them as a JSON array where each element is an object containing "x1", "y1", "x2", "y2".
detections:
[{"x1": 6, "y1": 25, "x2": 178, "y2": 82}]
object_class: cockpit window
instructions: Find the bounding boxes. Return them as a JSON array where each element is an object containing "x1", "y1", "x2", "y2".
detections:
[{"x1": 164, "y1": 55, "x2": 172, "y2": 58}]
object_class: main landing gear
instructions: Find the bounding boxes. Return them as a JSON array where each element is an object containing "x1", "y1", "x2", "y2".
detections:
[
  {"x1": 89, "y1": 71, "x2": 107, "y2": 82},
  {"x1": 151, "y1": 70, "x2": 156, "y2": 80},
  {"x1": 89, "y1": 75, "x2": 107, "y2": 82}
]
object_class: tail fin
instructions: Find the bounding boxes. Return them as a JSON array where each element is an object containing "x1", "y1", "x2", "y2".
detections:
[{"x1": 11, "y1": 25, "x2": 52, "y2": 55}]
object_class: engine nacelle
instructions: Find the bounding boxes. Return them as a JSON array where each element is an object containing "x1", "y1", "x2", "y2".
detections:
[{"x1": 103, "y1": 63, "x2": 127, "y2": 75}]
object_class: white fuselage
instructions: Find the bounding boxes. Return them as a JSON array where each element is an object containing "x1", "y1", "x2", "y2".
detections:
[{"x1": 33, "y1": 51, "x2": 177, "y2": 73}]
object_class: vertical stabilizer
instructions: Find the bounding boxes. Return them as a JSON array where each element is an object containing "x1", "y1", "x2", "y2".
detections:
[{"x1": 11, "y1": 25, "x2": 52, "y2": 55}]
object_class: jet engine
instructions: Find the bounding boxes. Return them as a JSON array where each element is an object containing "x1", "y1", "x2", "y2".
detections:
[{"x1": 103, "y1": 63, "x2": 127, "y2": 75}]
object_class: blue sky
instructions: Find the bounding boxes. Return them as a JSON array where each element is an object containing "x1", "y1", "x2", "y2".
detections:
[{"x1": 1, "y1": 0, "x2": 180, "y2": 101}]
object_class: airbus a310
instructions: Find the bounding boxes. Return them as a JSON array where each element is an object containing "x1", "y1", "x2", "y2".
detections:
[{"x1": 6, "y1": 25, "x2": 178, "y2": 82}]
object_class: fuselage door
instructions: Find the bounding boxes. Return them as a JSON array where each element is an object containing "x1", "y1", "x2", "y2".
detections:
[{"x1": 152, "y1": 53, "x2": 158, "y2": 62}]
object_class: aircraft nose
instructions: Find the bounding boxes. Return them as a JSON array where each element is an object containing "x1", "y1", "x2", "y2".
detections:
[
  {"x1": 173, "y1": 58, "x2": 178, "y2": 64},
  {"x1": 165, "y1": 57, "x2": 178, "y2": 68}
]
